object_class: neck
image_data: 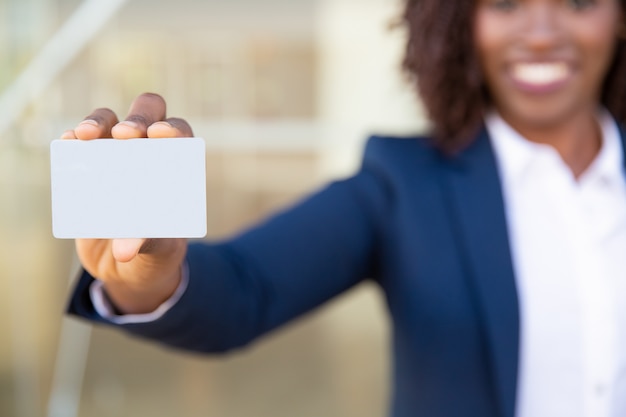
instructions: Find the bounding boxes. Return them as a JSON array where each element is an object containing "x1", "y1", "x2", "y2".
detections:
[{"x1": 501, "y1": 110, "x2": 602, "y2": 179}]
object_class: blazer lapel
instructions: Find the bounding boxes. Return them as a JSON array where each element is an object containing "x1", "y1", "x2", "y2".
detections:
[
  {"x1": 441, "y1": 128, "x2": 519, "y2": 417},
  {"x1": 617, "y1": 123, "x2": 626, "y2": 170}
]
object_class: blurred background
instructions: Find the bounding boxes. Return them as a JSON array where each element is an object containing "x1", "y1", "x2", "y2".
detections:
[{"x1": 0, "y1": 0, "x2": 428, "y2": 416}]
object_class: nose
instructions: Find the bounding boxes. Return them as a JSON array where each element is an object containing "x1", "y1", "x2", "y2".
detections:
[{"x1": 522, "y1": 3, "x2": 562, "y2": 50}]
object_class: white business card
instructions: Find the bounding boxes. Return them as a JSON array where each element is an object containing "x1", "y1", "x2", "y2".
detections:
[{"x1": 50, "y1": 138, "x2": 207, "y2": 239}]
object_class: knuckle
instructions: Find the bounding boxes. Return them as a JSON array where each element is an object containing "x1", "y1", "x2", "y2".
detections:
[
  {"x1": 167, "y1": 117, "x2": 194, "y2": 135},
  {"x1": 126, "y1": 114, "x2": 150, "y2": 126},
  {"x1": 139, "y1": 92, "x2": 165, "y2": 104},
  {"x1": 93, "y1": 107, "x2": 115, "y2": 116},
  {"x1": 87, "y1": 108, "x2": 117, "y2": 125},
  {"x1": 167, "y1": 117, "x2": 187, "y2": 126},
  {"x1": 129, "y1": 94, "x2": 167, "y2": 124}
]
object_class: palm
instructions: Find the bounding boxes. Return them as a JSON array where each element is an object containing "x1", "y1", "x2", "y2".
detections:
[{"x1": 74, "y1": 237, "x2": 187, "y2": 314}]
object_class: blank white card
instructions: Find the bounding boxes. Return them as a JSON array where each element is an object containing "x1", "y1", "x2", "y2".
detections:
[{"x1": 50, "y1": 138, "x2": 207, "y2": 239}]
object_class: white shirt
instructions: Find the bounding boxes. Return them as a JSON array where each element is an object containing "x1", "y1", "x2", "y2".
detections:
[
  {"x1": 487, "y1": 110, "x2": 626, "y2": 417},
  {"x1": 92, "y1": 111, "x2": 626, "y2": 417},
  {"x1": 90, "y1": 262, "x2": 189, "y2": 325}
]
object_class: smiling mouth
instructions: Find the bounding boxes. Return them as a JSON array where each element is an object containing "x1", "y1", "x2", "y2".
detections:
[{"x1": 510, "y1": 62, "x2": 571, "y2": 89}]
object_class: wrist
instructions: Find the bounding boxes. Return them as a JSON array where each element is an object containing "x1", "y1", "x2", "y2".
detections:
[{"x1": 102, "y1": 264, "x2": 183, "y2": 314}]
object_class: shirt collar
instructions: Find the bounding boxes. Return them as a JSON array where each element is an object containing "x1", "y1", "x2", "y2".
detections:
[
  {"x1": 581, "y1": 109, "x2": 623, "y2": 186},
  {"x1": 486, "y1": 109, "x2": 625, "y2": 187}
]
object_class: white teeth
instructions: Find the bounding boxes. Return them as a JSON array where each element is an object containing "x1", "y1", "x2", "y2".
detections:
[{"x1": 512, "y1": 62, "x2": 569, "y2": 86}]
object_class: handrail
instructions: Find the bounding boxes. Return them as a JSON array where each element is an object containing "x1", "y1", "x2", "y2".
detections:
[{"x1": 0, "y1": 0, "x2": 128, "y2": 137}]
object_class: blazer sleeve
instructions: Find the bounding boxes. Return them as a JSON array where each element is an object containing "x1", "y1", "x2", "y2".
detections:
[{"x1": 67, "y1": 139, "x2": 390, "y2": 353}]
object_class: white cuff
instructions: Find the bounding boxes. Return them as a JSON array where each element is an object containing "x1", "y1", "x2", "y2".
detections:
[{"x1": 89, "y1": 262, "x2": 189, "y2": 324}]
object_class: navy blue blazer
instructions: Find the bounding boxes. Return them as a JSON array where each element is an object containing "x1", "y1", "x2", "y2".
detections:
[{"x1": 69, "y1": 129, "x2": 529, "y2": 417}]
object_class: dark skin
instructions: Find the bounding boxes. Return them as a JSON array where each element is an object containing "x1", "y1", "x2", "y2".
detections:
[
  {"x1": 65, "y1": 0, "x2": 623, "y2": 314},
  {"x1": 475, "y1": 0, "x2": 622, "y2": 177},
  {"x1": 61, "y1": 93, "x2": 191, "y2": 313}
]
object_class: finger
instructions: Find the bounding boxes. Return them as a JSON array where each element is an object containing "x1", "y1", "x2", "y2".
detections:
[
  {"x1": 74, "y1": 108, "x2": 119, "y2": 140},
  {"x1": 60, "y1": 130, "x2": 77, "y2": 139},
  {"x1": 147, "y1": 118, "x2": 194, "y2": 138},
  {"x1": 111, "y1": 93, "x2": 167, "y2": 139},
  {"x1": 112, "y1": 238, "x2": 147, "y2": 263}
]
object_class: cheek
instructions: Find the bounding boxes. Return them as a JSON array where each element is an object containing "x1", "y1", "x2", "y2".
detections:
[
  {"x1": 577, "y1": 25, "x2": 620, "y2": 90},
  {"x1": 473, "y1": 11, "x2": 510, "y2": 82},
  {"x1": 576, "y1": 9, "x2": 622, "y2": 77}
]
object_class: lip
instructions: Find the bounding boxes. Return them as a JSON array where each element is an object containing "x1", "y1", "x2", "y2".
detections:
[{"x1": 507, "y1": 61, "x2": 575, "y2": 95}]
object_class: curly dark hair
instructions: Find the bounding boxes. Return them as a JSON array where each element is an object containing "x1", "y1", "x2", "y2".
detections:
[{"x1": 402, "y1": 0, "x2": 626, "y2": 152}]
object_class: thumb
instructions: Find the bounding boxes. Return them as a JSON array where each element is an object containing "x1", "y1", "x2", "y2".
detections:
[{"x1": 112, "y1": 238, "x2": 146, "y2": 263}]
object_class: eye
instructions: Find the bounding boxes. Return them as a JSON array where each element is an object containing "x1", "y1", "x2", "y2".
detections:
[
  {"x1": 566, "y1": 0, "x2": 595, "y2": 10},
  {"x1": 489, "y1": 0, "x2": 518, "y2": 11}
]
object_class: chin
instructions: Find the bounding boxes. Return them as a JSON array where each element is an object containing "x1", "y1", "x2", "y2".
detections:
[{"x1": 498, "y1": 96, "x2": 589, "y2": 132}]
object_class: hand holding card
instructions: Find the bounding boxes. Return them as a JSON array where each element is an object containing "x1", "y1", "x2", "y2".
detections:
[{"x1": 55, "y1": 93, "x2": 200, "y2": 314}]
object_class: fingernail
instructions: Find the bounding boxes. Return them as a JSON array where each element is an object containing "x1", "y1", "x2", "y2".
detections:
[
  {"x1": 60, "y1": 130, "x2": 75, "y2": 139},
  {"x1": 152, "y1": 121, "x2": 172, "y2": 128},
  {"x1": 118, "y1": 120, "x2": 139, "y2": 129},
  {"x1": 79, "y1": 119, "x2": 99, "y2": 127}
]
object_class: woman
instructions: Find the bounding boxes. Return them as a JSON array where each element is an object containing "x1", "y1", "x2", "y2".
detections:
[{"x1": 65, "y1": 0, "x2": 626, "y2": 416}]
